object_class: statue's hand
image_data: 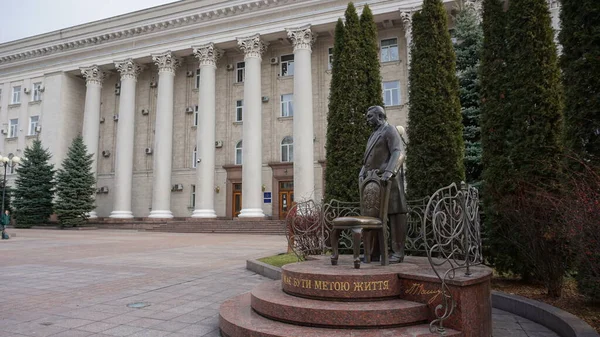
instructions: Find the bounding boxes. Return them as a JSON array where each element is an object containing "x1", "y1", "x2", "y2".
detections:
[{"x1": 382, "y1": 170, "x2": 393, "y2": 181}]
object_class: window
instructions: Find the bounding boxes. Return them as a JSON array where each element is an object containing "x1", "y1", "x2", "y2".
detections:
[
  {"x1": 194, "y1": 105, "x2": 199, "y2": 126},
  {"x1": 7, "y1": 165, "x2": 15, "y2": 175},
  {"x1": 380, "y1": 38, "x2": 399, "y2": 62},
  {"x1": 383, "y1": 81, "x2": 401, "y2": 106},
  {"x1": 11, "y1": 86, "x2": 21, "y2": 104},
  {"x1": 191, "y1": 185, "x2": 196, "y2": 208},
  {"x1": 195, "y1": 69, "x2": 201, "y2": 89},
  {"x1": 236, "y1": 62, "x2": 245, "y2": 83},
  {"x1": 192, "y1": 146, "x2": 198, "y2": 168},
  {"x1": 28, "y1": 116, "x2": 39, "y2": 135},
  {"x1": 9, "y1": 119, "x2": 18, "y2": 138},
  {"x1": 235, "y1": 100, "x2": 243, "y2": 122},
  {"x1": 235, "y1": 140, "x2": 243, "y2": 165},
  {"x1": 281, "y1": 136, "x2": 293, "y2": 162},
  {"x1": 328, "y1": 47, "x2": 334, "y2": 70},
  {"x1": 32, "y1": 82, "x2": 42, "y2": 101},
  {"x1": 281, "y1": 94, "x2": 293, "y2": 117},
  {"x1": 280, "y1": 54, "x2": 294, "y2": 76}
]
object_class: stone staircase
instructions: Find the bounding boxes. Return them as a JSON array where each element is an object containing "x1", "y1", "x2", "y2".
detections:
[{"x1": 86, "y1": 218, "x2": 286, "y2": 235}]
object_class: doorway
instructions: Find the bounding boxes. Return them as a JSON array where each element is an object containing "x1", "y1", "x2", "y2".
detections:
[
  {"x1": 232, "y1": 183, "x2": 242, "y2": 217},
  {"x1": 278, "y1": 181, "x2": 294, "y2": 220}
]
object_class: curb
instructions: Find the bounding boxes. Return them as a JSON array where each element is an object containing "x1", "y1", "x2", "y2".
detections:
[
  {"x1": 492, "y1": 291, "x2": 599, "y2": 337},
  {"x1": 246, "y1": 259, "x2": 599, "y2": 337}
]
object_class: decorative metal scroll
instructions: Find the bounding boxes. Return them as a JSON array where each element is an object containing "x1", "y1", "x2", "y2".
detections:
[{"x1": 423, "y1": 182, "x2": 482, "y2": 335}]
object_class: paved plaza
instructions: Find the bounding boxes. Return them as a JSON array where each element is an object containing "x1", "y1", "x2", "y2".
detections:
[{"x1": 0, "y1": 229, "x2": 559, "y2": 337}]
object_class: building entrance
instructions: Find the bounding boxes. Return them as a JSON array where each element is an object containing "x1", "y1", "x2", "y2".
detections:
[
  {"x1": 232, "y1": 183, "x2": 242, "y2": 217},
  {"x1": 278, "y1": 181, "x2": 294, "y2": 220}
]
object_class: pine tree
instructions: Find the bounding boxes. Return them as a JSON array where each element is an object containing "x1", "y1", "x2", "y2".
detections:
[
  {"x1": 13, "y1": 139, "x2": 55, "y2": 227},
  {"x1": 559, "y1": 0, "x2": 600, "y2": 167},
  {"x1": 359, "y1": 5, "x2": 384, "y2": 109},
  {"x1": 406, "y1": 0, "x2": 465, "y2": 200},
  {"x1": 454, "y1": 3, "x2": 483, "y2": 190},
  {"x1": 324, "y1": 3, "x2": 371, "y2": 203},
  {"x1": 55, "y1": 135, "x2": 96, "y2": 228}
]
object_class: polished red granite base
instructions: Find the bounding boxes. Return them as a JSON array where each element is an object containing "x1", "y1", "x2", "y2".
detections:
[{"x1": 220, "y1": 256, "x2": 491, "y2": 337}]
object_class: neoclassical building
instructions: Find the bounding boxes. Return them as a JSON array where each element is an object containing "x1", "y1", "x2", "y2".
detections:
[{"x1": 0, "y1": 0, "x2": 560, "y2": 219}]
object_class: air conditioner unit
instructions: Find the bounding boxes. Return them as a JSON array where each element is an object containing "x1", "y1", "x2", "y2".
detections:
[
  {"x1": 185, "y1": 106, "x2": 194, "y2": 113},
  {"x1": 226, "y1": 64, "x2": 234, "y2": 71},
  {"x1": 0, "y1": 129, "x2": 7, "y2": 135},
  {"x1": 113, "y1": 115, "x2": 119, "y2": 121},
  {"x1": 270, "y1": 57, "x2": 279, "y2": 65},
  {"x1": 261, "y1": 96, "x2": 269, "y2": 102},
  {"x1": 115, "y1": 82, "x2": 121, "y2": 89},
  {"x1": 99, "y1": 117, "x2": 105, "y2": 123},
  {"x1": 102, "y1": 150, "x2": 111, "y2": 157},
  {"x1": 145, "y1": 147, "x2": 153, "y2": 155},
  {"x1": 215, "y1": 140, "x2": 223, "y2": 148},
  {"x1": 96, "y1": 186, "x2": 109, "y2": 194},
  {"x1": 115, "y1": 88, "x2": 121, "y2": 95},
  {"x1": 23, "y1": 88, "x2": 30, "y2": 94},
  {"x1": 171, "y1": 183, "x2": 184, "y2": 191},
  {"x1": 141, "y1": 109, "x2": 150, "y2": 115},
  {"x1": 150, "y1": 81, "x2": 158, "y2": 88},
  {"x1": 186, "y1": 70, "x2": 195, "y2": 77},
  {"x1": 34, "y1": 125, "x2": 42, "y2": 133}
]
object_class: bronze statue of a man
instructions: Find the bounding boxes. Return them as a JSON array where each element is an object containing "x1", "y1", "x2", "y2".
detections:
[{"x1": 359, "y1": 105, "x2": 408, "y2": 263}]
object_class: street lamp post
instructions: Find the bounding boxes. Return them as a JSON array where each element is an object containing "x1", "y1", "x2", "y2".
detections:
[{"x1": 1, "y1": 153, "x2": 21, "y2": 216}]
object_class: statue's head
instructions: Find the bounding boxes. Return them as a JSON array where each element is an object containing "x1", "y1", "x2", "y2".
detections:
[{"x1": 366, "y1": 105, "x2": 386, "y2": 127}]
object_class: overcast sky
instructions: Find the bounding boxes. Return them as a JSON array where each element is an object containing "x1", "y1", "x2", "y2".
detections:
[{"x1": 0, "y1": 0, "x2": 180, "y2": 43}]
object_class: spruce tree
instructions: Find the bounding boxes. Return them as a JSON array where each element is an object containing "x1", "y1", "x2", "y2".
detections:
[
  {"x1": 55, "y1": 135, "x2": 96, "y2": 228},
  {"x1": 324, "y1": 3, "x2": 370, "y2": 203},
  {"x1": 359, "y1": 5, "x2": 384, "y2": 109},
  {"x1": 406, "y1": 0, "x2": 465, "y2": 200},
  {"x1": 13, "y1": 139, "x2": 55, "y2": 227},
  {"x1": 454, "y1": 4, "x2": 483, "y2": 190},
  {"x1": 559, "y1": 0, "x2": 600, "y2": 167}
]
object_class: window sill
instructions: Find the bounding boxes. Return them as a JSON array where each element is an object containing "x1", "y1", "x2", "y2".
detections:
[
  {"x1": 192, "y1": 88, "x2": 199, "y2": 92},
  {"x1": 26, "y1": 134, "x2": 38, "y2": 138},
  {"x1": 381, "y1": 60, "x2": 401, "y2": 66},
  {"x1": 5, "y1": 137, "x2": 17, "y2": 141},
  {"x1": 233, "y1": 82, "x2": 244, "y2": 87},
  {"x1": 191, "y1": 125, "x2": 197, "y2": 129},
  {"x1": 233, "y1": 121, "x2": 243, "y2": 125},
  {"x1": 8, "y1": 103, "x2": 21, "y2": 108},
  {"x1": 29, "y1": 100, "x2": 42, "y2": 105},
  {"x1": 277, "y1": 75, "x2": 293, "y2": 80},
  {"x1": 278, "y1": 116, "x2": 293, "y2": 121}
]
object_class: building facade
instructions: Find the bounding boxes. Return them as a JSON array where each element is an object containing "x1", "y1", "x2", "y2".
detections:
[{"x1": 0, "y1": 0, "x2": 560, "y2": 219}]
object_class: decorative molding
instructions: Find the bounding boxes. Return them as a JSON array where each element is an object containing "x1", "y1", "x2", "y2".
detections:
[
  {"x1": 237, "y1": 34, "x2": 269, "y2": 59},
  {"x1": 464, "y1": 0, "x2": 483, "y2": 21},
  {"x1": 151, "y1": 51, "x2": 181, "y2": 73},
  {"x1": 547, "y1": 0, "x2": 560, "y2": 9},
  {"x1": 114, "y1": 58, "x2": 143, "y2": 80},
  {"x1": 400, "y1": 11, "x2": 413, "y2": 36},
  {"x1": 80, "y1": 65, "x2": 108, "y2": 86},
  {"x1": 286, "y1": 25, "x2": 317, "y2": 51},
  {"x1": 192, "y1": 43, "x2": 224, "y2": 67},
  {"x1": 0, "y1": 0, "x2": 287, "y2": 65}
]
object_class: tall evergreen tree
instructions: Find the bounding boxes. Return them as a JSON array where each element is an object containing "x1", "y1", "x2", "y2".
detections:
[
  {"x1": 55, "y1": 135, "x2": 96, "y2": 228},
  {"x1": 13, "y1": 139, "x2": 55, "y2": 228},
  {"x1": 406, "y1": 0, "x2": 465, "y2": 200},
  {"x1": 359, "y1": 5, "x2": 384, "y2": 109},
  {"x1": 559, "y1": 0, "x2": 600, "y2": 167},
  {"x1": 324, "y1": 3, "x2": 370, "y2": 203},
  {"x1": 454, "y1": 3, "x2": 483, "y2": 190}
]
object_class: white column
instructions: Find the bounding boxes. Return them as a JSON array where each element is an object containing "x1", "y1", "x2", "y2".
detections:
[
  {"x1": 237, "y1": 34, "x2": 268, "y2": 218},
  {"x1": 191, "y1": 43, "x2": 223, "y2": 218},
  {"x1": 286, "y1": 25, "x2": 316, "y2": 202},
  {"x1": 400, "y1": 11, "x2": 413, "y2": 102},
  {"x1": 80, "y1": 65, "x2": 107, "y2": 219},
  {"x1": 110, "y1": 59, "x2": 143, "y2": 219},
  {"x1": 148, "y1": 51, "x2": 180, "y2": 218}
]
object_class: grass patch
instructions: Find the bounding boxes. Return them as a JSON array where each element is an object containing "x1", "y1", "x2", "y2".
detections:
[{"x1": 258, "y1": 253, "x2": 303, "y2": 268}]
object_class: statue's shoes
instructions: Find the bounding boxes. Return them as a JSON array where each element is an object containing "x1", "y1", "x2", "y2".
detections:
[{"x1": 389, "y1": 254, "x2": 405, "y2": 263}]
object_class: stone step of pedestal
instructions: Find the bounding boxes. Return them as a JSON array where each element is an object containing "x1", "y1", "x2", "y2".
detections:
[
  {"x1": 251, "y1": 280, "x2": 430, "y2": 328},
  {"x1": 220, "y1": 293, "x2": 463, "y2": 337}
]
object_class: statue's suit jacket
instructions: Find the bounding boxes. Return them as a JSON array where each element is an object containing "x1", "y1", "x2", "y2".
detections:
[{"x1": 362, "y1": 122, "x2": 408, "y2": 214}]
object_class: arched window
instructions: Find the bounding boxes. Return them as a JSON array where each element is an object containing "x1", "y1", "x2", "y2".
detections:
[
  {"x1": 281, "y1": 136, "x2": 293, "y2": 162},
  {"x1": 235, "y1": 140, "x2": 243, "y2": 165},
  {"x1": 192, "y1": 146, "x2": 197, "y2": 168}
]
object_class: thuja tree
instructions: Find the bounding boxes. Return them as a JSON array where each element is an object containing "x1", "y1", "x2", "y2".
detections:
[
  {"x1": 454, "y1": 3, "x2": 483, "y2": 190},
  {"x1": 503, "y1": 0, "x2": 565, "y2": 297},
  {"x1": 55, "y1": 135, "x2": 96, "y2": 228},
  {"x1": 13, "y1": 139, "x2": 55, "y2": 227},
  {"x1": 559, "y1": 0, "x2": 600, "y2": 302},
  {"x1": 359, "y1": 5, "x2": 384, "y2": 109},
  {"x1": 406, "y1": 0, "x2": 465, "y2": 200},
  {"x1": 324, "y1": 3, "x2": 370, "y2": 203}
]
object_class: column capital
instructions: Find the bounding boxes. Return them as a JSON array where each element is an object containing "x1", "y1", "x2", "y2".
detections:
[
  {"x1": 151, "y1": 51, "x2": 181, "y2": 74},
  {"x1": 400, "y1": 11, "x2": 413, "y2": 35},
  {"x1": 80, "y1": 65, "x2": 108, "y2": 86},
  {"x1": 192, "y1": 43, "x2": 224, "y2": 67},
  {"x1": 286, "y1": 25, "x2": 317, "y2": 52},
  {"x1": 114, "y1": 58, "x2": 144, "y2": 80},
  {"x1": 237, "y1": 34, "x2": 269, "y2": 59}
]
